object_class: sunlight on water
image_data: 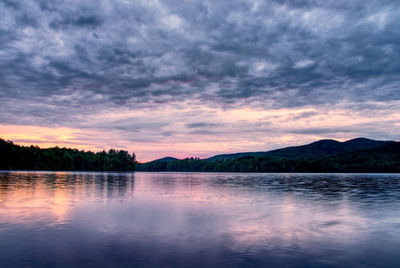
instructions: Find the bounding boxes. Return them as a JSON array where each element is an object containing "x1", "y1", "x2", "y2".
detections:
[{"x1": 0, "y1": 172, "x2": 400, "y2": 267}]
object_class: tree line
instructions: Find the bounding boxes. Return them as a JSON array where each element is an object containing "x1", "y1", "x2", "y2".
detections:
[
  {"x1": 0, "y1": 139, "x2": 136, "y2": 171},
  {"x1": 2, "y1": 138, "x2": 399, "y2": 173},
  {"x1": 137, "y1": 142, "x2": 400, "y2": 173}
]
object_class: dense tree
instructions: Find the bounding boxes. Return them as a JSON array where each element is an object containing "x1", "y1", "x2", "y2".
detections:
[
  {"x1": 0, "y1": 139, "x2": 136, "y2": 171},
  {"x1": 2, "y1": 138, "x2": 399, "y2": 173},
  {"x1": 137, "y1": 142, "x2": 400, "y2": 173}
]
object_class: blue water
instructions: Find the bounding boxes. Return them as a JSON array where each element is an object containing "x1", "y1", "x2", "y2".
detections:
[{"x1": 0, "y1": 172, "x2": 399, "y2": 267}]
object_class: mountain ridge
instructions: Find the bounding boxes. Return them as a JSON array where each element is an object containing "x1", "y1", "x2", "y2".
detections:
[
  {"x1": 203, "y1": 137, "x2": 394, "y2": 162},
  {"x1": 151, "y1": 156, "x2": 179, "y2": 162},
  {"x1": 137, "y1": 139, "x2": 400, "y2": 172},
  {"x1": 147, "y1": 137, "x2": 394, "y2": 163}
]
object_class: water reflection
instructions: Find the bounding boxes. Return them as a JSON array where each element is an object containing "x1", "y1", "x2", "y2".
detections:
[
  {"x1": 0, "y1": 172, "x2": 135, "y2": 226},
  {"x1": 0, "y1": 172, "x2": 400, "y2": 267}
]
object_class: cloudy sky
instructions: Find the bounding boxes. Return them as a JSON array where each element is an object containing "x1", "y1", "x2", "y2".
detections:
[{"x1": 1, "y1": 0, "x2": 399, "y2": 161}]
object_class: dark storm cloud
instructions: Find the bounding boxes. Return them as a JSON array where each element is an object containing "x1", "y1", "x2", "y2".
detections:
[
  {"x1": 186, "y1": 122, "x2": 217, "y2": 128},
  {"x1": 1, "y1": 0, "x2": 399, "y2": 132},
  {"x1": 49, "y1": 15, "x2": 103, "y2": 29}
]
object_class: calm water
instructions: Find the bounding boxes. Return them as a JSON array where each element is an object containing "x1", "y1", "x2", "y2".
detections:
[{"x1": 0, "y1": 172, "x2": 400, "y2": 267}]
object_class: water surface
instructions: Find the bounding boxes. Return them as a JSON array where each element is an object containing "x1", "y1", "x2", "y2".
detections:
[{"x1": 1, "y1": 172, "x2": 400, "y2": 267}]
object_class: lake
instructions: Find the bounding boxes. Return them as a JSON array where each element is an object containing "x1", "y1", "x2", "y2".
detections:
[{"x1": 0, "y1": 172, "x2": 399, "y2": 267}]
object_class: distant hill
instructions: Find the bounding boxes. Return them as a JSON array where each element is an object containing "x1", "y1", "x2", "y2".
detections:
[
  {"x1": 266, "y1": 137, "x2": 393, "y2": 159},
  {"x1": 149, "y1": 157, "x2": 180, "y2": 162},
  {"x1": 136, "y1": 139, "x2": 400, "y2": 173},
  {"x1": 322, "y1": 141, "x2": 400, "y2": 172},
  {"x1": 205, "y1": 151, "x2": 268, "y2": 161},
  {"x1": 137, "y1": 156, "x2": 183, "y2": 171},
  {"x1": 205, "y1": 138, "x2": 393, "y2": 161}
]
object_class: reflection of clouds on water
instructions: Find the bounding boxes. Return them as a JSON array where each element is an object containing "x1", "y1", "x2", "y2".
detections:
[
  {"x1": 0, "y1": 172, "x2": 400, "y2": 267},
  {"x1": 0, "y1": 172, "x2": 136, "y2": 227}
]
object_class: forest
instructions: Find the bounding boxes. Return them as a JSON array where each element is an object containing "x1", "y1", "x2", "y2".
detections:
[
  {"x1": 137, "y1": 141, "x2": 400, "y2": 173},
  {"x1": 0, "y1": 139, "x2": 136, "y2": 171},
  {"x1": 2, "y1": 137, "x2": 399, "y2": 173}
]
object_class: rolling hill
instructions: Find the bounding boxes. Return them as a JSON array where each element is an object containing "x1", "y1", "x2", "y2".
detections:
[
  {"x1": 136, "y1": 139, "x2": 400, "y2": 172},
  {"x1": 150, "y1": 156, "x2": 180, "y2": 162},
  {"x1": 204, "y1": 138, "x2": 394, "y2": 161}
]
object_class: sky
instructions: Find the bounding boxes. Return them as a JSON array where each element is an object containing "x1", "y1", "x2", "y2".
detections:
[{"x1": 1, "y1": 0, "x2": 400, "y2": 162}]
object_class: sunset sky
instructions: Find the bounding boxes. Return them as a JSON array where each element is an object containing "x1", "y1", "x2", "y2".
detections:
[{"x1": 1, "y1": 0, "x2": 399, "y2": 161}]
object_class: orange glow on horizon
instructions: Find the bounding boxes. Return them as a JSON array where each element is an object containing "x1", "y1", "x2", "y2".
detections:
[
  {"x1": 1, "y1": 101, "x2": 399, "y2": 162},
  {"x1": 0, "y1": 124, "x2": 98, "y2": 151}
]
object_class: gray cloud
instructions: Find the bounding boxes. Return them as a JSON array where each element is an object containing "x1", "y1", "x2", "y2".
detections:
[
  {"x1": 1, "y1": 0, "x2": 399, "y2": 156},
  {"x1": 289, "y1": 127, "x2": 356, "y2": 135},
  {"x1": 1, "y1": 1, "x2": 399, "y2": 110},
  {"x1": 186, "y1": 122, "x2": 217, "y2": 128}
]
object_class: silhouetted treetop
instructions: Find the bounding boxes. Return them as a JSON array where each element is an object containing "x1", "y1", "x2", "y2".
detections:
[{"x1": 0, "y1": 139, "x2": 136, "y2": 171}]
